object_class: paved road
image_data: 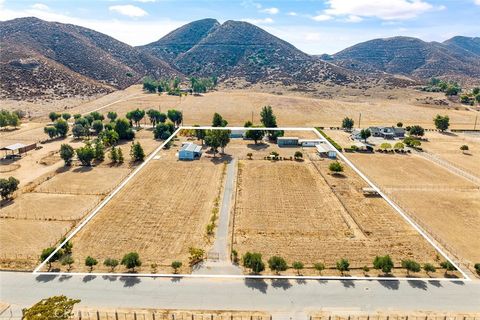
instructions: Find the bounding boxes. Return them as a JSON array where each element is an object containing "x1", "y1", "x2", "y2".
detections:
[
  {"x1": 211, "y1": 158, "x2": 237, "y2": 261},
  {"x1": 1, "y1": 272, "x2": 479, "y2": 315}
]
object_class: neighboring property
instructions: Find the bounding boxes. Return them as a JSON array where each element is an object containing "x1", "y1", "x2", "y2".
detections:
[
  {"x1": 299, "y1": 139, "x2": 322, "y2": 147},
  {"x1": 229, "y1": 129, "x2": 246, "y2": 139},
  {"x1": 351, "y1": 127, "x2": 405, "y2": 140},
  {"x1": 316, "y1": 143, "x2": 337, "y2": 159},
  {"x1": 178, "y1": 142, "x2": 202, "y2": 160},
  {"x1": 1, "y1": 142, "x2": 37, "y2": 159},
  {"x1": 277, "y1": 137, "x2": 299, "y2": 147}
]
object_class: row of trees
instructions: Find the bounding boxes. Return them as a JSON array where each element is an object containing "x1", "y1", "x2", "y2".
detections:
[
  {"x1": 421, "y1": 78, "x2": 462, "y2": 96},
  {"x1": 0, "y1": 110, "x2": 21, "y2": 129},
  {"x1": 60, "y1": 141, "x2": 143, "y2": 166},
  {"x1": 142, "y1": 76, "x2": 217, "y2": 95},
  {"x1": 240, "y1": 252, "x2": 456, "y2": 276}
]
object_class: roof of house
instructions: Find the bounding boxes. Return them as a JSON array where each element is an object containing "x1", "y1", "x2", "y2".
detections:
[
  {"x1": 180, "y1": 142, "x2": 202, "y2": 153},
  {"x1": 277, "y1": 137, "x2": 299, "y2": 140},
  {"x1": 0, "y1": 143, "x2": 27, "y2": 151}
]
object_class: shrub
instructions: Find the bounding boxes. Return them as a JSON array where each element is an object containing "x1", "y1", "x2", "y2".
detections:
[
  {"x1": 130, "y1": 142, "x2": 145, "y2": 162},
  {"x1": 242, "y1": 252, "x2": 265, "y2": 274},
  {"x1": 401, "y1": 259, "x2": 421, "y2": 275},
  {"x1": 188, "y1": 247, "x2": 204, "y2": 266},
  {"x1": 474, "y1": 263, "x2": 480, "y2": 274},
  {"x1": 329, "y1": 161, "x2": 344, "y2": 174},
  {"x1": 104, "y1": 258, "x2": 119, "y2": 272},
  {"x1": 171, "y1": 261, "x2": 182, "y2": 273},
  {"x1": 0, "y1": 176, "x2": 20, "y2": 200},
  {"x1": 373, "y1": 255, "x2": 394, "y2": 274},
  {"x1": 40, "y1": 247, "x2": 61, "y2": 271},
  {"x1": 22, "y1": 296, "x2": 80, "y2": 320},
  {"x1": 336, "y1": 258, "x2": 350, "y2": 275},
  {"x1": 268, "y1": 256, "x2": 288, "y2": 274},
  {"x1": 423, "y1": 263, "x2": 436, "y2": 276},
  {"x1": 121, "y1": 252, "x2": 142, "y2": 272},
  {"x1": 60, "y1": 144, "x2": 75, "y2": 166},
  {"x1": 61, "y1": 255, "x2": 74, "y2": 271},
  {"x1": 314, "y1": 262, "x2": 325, "y2": 275},
  {"x1": 440, "y1": 260, "x2": 456, "y2": 275},
  {"x1": 76, "y1": 144, "x2": 95, "y2": 166},
  {"x1": 246, "y1": 152, "x2": 253, "y2": 160},
  {"x1": 292, "y1": 261, "x2": 304, "y2": 275},
  {"x1": 317, "y1": 129, "x2": 342, "y2": 151},
  {"x1": 85, "y1": 256, "x2": 98, "y2": 272},
  {"x1": 294, "y1": 151, "x2": 303, "y2": 160}
]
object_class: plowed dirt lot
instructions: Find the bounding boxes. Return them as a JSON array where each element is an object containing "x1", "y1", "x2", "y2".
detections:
[
  {"x1": 233, "y1": 159, "x2": 445, "y2": 276},
  {"x1": 66, "y1": 160, "x2": 225, "y2": 273}
]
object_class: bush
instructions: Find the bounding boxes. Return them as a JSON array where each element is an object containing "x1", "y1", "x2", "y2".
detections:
[
  {"x1": 373, "y1": 255, "x2": 394, "y2": 274},
  {"x1": 85, "y1": 256, "x2": 98, "y2": 272},
  {"x1": 104, "y1": 258, "x2": 119, "y2": 272},
  {"x1": 121, "y1": 252, "x2": 142, "y2": 272},
  {"x1": 294, "y1": 151, "x2": 303, "y2": 159},
  {"x1": 380, "y1": 143, "x2": 392, "y2": 150},
  {"x1": 60, "y1": 144, "x2": 75, "y2": 166},
  {"x1": 440, "y1": 260, "x2": 456, "y2": 274},
  {"x1": 268, "y1": 256, "x2": 288, "y2": 274},
  {"x1": 22, "y1": 296, "x2": 80, "y2": 320},
  {"x1": 336, "y1": 258, "x2": 350, "y2": 275},
  {"x1": 423, "y1": 263, "x2": 436, "y2": 275},
  {"x1": 188, "y1": 247, "x2": 204, "y2": 266},
  {"x1": 317, "y1": 129, "x2": 342, "y2": 151},
  {"x1": 314, "y1": 262, "x2": 325, "y2": 274},
  {"x1": 474, "y1": 263, "x2": 480, "y2": 274},
  {"x1": 130, "y1": 142, "x2": 145, "y2": 162},
  {"x1": 243, "y1": 252, "x2": 265, "y2": 274},
  {"x1": 401, "y1": 259, "x2": 421, "y2": 275},
  {"x1": 76, "y1": 144, "x2": 95, "y2": 166},
  {"x1": 292, "y1": 261, "x2": 304, "y2": 275},
  {"x1": 171, "y1": 261, "x2": 182, "y2": 273},
  {"x1": 329, "y1": 161, "x2": 344, "y2": 174},
  {"x1": 0, "y1": 176, "x2": 20, "y2": 200}
]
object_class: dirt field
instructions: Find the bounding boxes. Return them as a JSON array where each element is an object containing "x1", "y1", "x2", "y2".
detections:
[
  {"x1": 346, "y1": 153, "x2": 480, "y2": 269},
  {"x1": 0, "y1": 219, "x2": 73, "y2": 270},
  {"x1": 421, "y1": 131, "x2": 480, "y2": 176},
  {"x1": 35, "y1": 167, "x2": 131, "y2": 195},
  {"x1": 65, "y1": 159, "x2": 225, "y2": 273},
  {"x1": 233, "y1": 159, "x2": 446, "y2": 277}
]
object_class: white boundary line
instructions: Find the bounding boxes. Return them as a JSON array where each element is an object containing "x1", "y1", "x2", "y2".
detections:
[
  {"x1": 311, "y1": 128, "x2": 470, "y2": 281},
  {"x1": 33, "y1": 126, "x2": 470, "y2": 281},
  {"x1": 33, "y1": 128, "x2": 181, "y2": 273}
]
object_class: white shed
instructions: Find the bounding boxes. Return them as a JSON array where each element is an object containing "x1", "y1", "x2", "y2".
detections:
[
  {"x1": 178, "y1": 142, "x2": 202, "y2": 160},
  {"x1": 316, "y1": 143, "x2": 337, "y2": 159}
]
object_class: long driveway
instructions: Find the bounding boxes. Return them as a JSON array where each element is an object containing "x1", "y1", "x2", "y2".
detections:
[{"x1": 1, "y1": 272, "x2": 479, "y2": 315}]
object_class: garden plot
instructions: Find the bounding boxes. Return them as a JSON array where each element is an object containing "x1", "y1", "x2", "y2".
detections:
[
  {"x1": 65, "y1": 159, "x2": 225, "y2": 273},
  {"x1": 233, "y1": 159, "x2": 445, "y2": 277}
]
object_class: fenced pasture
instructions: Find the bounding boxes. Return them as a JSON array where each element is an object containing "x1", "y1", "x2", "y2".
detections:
[{"x1": 66, "y1": 159, "x2": 225, "y2": 273}]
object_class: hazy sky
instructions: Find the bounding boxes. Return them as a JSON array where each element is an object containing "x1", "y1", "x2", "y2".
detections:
[{"x1": 1, "y1": 0, "x2": 479, "y2": 54}]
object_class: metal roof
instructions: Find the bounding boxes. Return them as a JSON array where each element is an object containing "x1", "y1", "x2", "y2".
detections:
[
  {"x1": 316, "y1": 144, "x2": 334, "y2": 153},
  {"x1": 181, "y1": 142, "x2": 201, "y2": 153},
  {"x1": 0, "y1": 143, "x2": 27, "y2": 151},
  {"x1": 277, "y1": 137, "x2": 299, "y2": 140}
]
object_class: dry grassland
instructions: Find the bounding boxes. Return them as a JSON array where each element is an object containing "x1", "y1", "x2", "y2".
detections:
[
  {"x1": 35, "y1": 167, "x2": 130, "y2": 195},
  {"x1": 63, "y1": 86, "x2": 476, "y2": 129},
  {"x1": 233, "y1": 160, "x2": 444, "y2": 277},
  {"x1": 0, "y1": 193, "x2": 100, "y2": 220},
  {"x1": 67, "y1": 160, "x2": 224, "y2": 273},
  {"x1": 346, "y1": 153, "x2": 480, "y2": 269},
  {"x1": 0, "y1": 220, "x2": 73, "y2": 270}
]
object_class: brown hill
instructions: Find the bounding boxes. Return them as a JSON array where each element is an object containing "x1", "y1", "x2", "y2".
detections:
[
  {"x1": 0, "y1": 17, "x2": 180, "y2": 100},
  {"x1": 331, "y1": 36, "x2": 480, "y2": 82}
]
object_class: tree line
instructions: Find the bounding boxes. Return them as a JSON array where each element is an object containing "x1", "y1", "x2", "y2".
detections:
[
  {"x1": 142, "y1": 76, "x2": 217, "y2": 95},
  {"x1": 0, "y1": 109, "x2": 21, "y2": 129}
]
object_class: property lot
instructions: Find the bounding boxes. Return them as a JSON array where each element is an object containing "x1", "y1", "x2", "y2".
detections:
[
  {"x1": 347, "y1": 153, "x2": 480, "y2": 270},
  {"x1": 233, "y1": 158, "x2": 445, "y2": 277},
  {"x1": 66, "y1": 159, "x2": 225, "y2": 273}
]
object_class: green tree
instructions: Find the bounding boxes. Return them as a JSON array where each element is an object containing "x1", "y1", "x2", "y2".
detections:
[
  {"x1": 118, "y1": 148, "x2": 124, "y2": 163},
  {"x1": 94, "y1": 141, "x2": 105, "y2": 161},
  {"x1": 49, "y1": 112, "x2": 61, "y2": 122},
  {"x1": 292, "y1": 261, "x2": 304, "y2": 275},
  {"x1": 85, "y1": 256, "x2": 98, "y2": 272},
  {"x1": 61, "y1": 113, "x2": 71, "y2": 121},
  {"x1": 91, "y1": 120, "x2": 103, "y2": 134},
  {"x1": 336, "y1": 258, "x2": 350, "y2": 275},
  {"x1": 380, "y1": 143, "x2": 392, "y2": 150},
  {"x1": 445, "y1": 84, "x2": 461, "y2": 96},
  {"x1": 194, "y1": 126, "x2": 206, "y2": 145},
  {"x1": 268, "y1": 256, "x2": 288, "y2": 274},
  {"x1": 260, "y1": 105, "x2": 277, "y2": 128},
  {"x1": 130, "y1": 142, "x2": 145, "y2": 162},
  {"x1": 329, "y1": 161, "x2": 344, "y2": 174},
  {"x1": 40, "y1": 247, "x2": 61, "y2": 271},
  {"x1": 440, "y1": 260, "x2": 456, "y2": 275},
  {"x1": 205, "y1": 129, "x2": 230, "y2": 155},
  {"x1": 188, "y1": 247, "x2": 205, "y2": 266},
  {"x1": 54, "y1": 119, "x2": 69, "y2": 138},
  {"x1": 342, "y1": 117, "x2": 354, "y2": 130},
  {"x1": 167, "y1": 109, "x2": 183, "y2": 126},
  {"x1": 127, "y1": 109, "x2": 145, "y2": 127},
  {"x1": 409, "y1": 125, "x2": 425, "y2": 137},
  {"x1": 22, "y1": 295, "x2": 80, "y2": 320},
  {"x1": 146, "y1": 109, "x2": 166, "y2": 127},
  {"x1": 396, "y1": 122, "x2": 403, "y2": 128},
  {"x1": 120, "y1": 252, "x2": 142, "y2": 272},
  {"x1": 76, "y1": 144, "x2": 95, "y2": 166},
  {"x1": 107, "y1": 111, "x2": 118, "y2": 122},
  {"x1": 242, "y1": 252, "x2": 265, "y2": 274},
  {"x1": 474, "y1": 263, "x2": 480, "y2": 274},
  {"x1": 99, "y1": 129, "x2": 119, "y2": 146},
  {"x1": 115, "y1": 118, "x2": 135, "y2": 140},
  {"x1": 0, "y1": 177, "x2": 20, "y2": 200},
  {"x1": 394, "y1": 142, "x2": 405, "y2": 150},
  {"x1": 44, "y1": 126, "x2": 58, "y2": 139},
  {"x1": 401, "y1": 259, "x2": 421, "y2": 275},
  {"x1": 154, "y1": 122, "x2": 175, "y2": 140},
  {"x1": 60, "y1": 144, "x2": 75, "y2": 166},
  {"x1": 294, "y1": 151, "x2": 303, "y2": 160},
  {"x1": 360, "y1": 129, "x2": 371, "y2": 142},
  {"x1": 73, "y1": 114, "x2": 81, "y2": 120},
  {"x1": 90, "y1": 111, "x2": 104, "y2": 121},
  {"x1": 314, "y1": 262, "x2": 325, "y2": 275},
  {"x1": 245, "y1": 127, "x2": 264, "y2": 144},
  {"x1": 434, "y1": 115, "x2": 450, "y2": 132},
  {"x1": 212, "y1": 113, "x2": 228, "y2": 127},
  {"x1": 373, "y1": 255, "x2": 394, "y2": 274},
  {"x1": 61, "y1": 255, "x2": 74, "y2": 271},
  {"x1": 460, "y1": 145, "x2": 469, "y2": 153},
  {"x1": 109, "y1": 147, "x2": 119, "y2": 163},
  {"x1": 171, "y1": 261, "x2": 182, "y2": 274},
  {"x1": 404, "y1": 136, "x2": 422, "y2": 148},
  {"x1": 246, "y1": 152, "x2": 253, "y2": 160},
  {"x1": 104, "y1": 258, "x2": 119, "y2": 272},
  {"x1": 72, "y1": 124, "x2": 87, "y2": 139},
  {"x1": 423, "y1": 263, "x2": 436, "y2": 276}
]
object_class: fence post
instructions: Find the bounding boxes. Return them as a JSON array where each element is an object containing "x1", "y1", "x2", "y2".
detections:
[
  {"x1": 134, "y1": 312, "x2": 137, "y2": 320},
  {"x1": 96, "y1": 311, "x2": 100, "y2": 320},
  {"x1": 115, "y1": 311, "x2": 119, "y2": 320}
]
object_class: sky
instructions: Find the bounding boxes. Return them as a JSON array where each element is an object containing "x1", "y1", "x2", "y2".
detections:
[{"x1": 1, "y1": 0, "x2": 479, "y2": 54}]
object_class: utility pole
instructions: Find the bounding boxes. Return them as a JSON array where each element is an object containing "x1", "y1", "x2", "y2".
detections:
[
  {"x1": 358, "y1": 113, "x2": 362, "y2": 129},
  {"x1": 251, "y1": 111, "x2": 254, "y2": 124},
  {"x1": 474, "y1": 115, "x2": 478, "y2": 130}
]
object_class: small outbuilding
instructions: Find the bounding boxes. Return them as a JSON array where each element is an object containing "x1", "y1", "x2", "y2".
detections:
[
  {"x1": 277, "y1": 137, "x2": 299, "y2": 147},
  {"x1": 299, "y1": 139, "x2": 322, "y2": 147},
  {"x1": 316, "y1": 143, "x2": 337, "y2": 159},
  {"x1": 178, "y1": 142, "x2": 202, "y2": 160},
  {"x1": 229, "y1": 129, "x2": 246, "y2": 139},
  {"x1": 1, "y1": 142, "x2": 37, "y2": 159}
]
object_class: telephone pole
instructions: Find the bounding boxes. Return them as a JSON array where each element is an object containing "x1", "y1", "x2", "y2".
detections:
[{"x1": 358, "y1": 113, "x2": 362, "y2": 129}]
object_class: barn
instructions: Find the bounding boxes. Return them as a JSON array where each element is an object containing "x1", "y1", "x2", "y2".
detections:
[
  {"x1": 277, "y1": 137, "x2": 299, "y2": 147},
  {"x1": 178, "y1": 142, "x2": 202, "y2": 160}
]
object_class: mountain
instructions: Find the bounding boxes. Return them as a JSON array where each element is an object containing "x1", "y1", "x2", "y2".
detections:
[
  {"x1": 331, "y1": 36, "x2": 480, "y2": 82},
  {"x1": 140, "y1": 19, "x2": 361, "y2": 86},
  {"x1": 0, "y1": 17, "x2": 180, "y2": 100},
  {"x1": 138, "y1": 18, "x2": 220, "y2": 64}
]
